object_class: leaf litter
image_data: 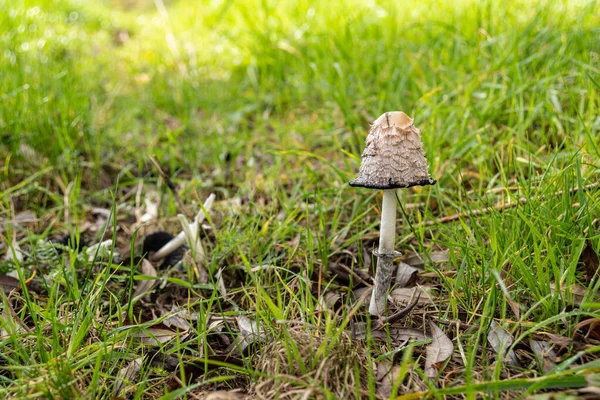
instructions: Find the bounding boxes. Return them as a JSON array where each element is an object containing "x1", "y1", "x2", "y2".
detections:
[
  {"x1": 424, "y1": 320, "x2": 454, "y2": 379},
  {"x1": 3, "y1": 183, "x2": 600, "y2": 399},
  {"x1": 487, "y1": 320, "x2": 519, "y2": 367}
]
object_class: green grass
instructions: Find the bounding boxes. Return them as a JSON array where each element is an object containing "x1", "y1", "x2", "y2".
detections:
[{"x1": 1, "y1": 0, "x2": 600, "y2": 398}]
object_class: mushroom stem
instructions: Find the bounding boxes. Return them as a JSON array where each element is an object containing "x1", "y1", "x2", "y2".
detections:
[
  {"x1": 369, "y1": 189, "x2": 399, "y2": 316},
  {"x1": 378, "y1": 190, "x2": 397, "y2": 253}
]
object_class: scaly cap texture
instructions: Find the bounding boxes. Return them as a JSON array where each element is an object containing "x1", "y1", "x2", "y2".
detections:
[{"x1": 349, "y1": 111, "x2": 436, "y2": 189}]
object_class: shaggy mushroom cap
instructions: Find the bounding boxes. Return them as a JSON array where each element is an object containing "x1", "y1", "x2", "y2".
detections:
[{"x1": 349, "y1": 111, "x2": 436, "y2": 189}]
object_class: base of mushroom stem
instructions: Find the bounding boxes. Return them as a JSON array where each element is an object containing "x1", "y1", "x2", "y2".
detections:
[{"x1": 369, "y1": 250, "x2": 402, "y2": 316}]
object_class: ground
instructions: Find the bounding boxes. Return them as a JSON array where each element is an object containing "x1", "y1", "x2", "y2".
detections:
[{"x1": 1, "y1": 0, "x2": 600, "y2": 398}]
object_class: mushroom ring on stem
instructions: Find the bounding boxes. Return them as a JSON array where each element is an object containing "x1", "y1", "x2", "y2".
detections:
[{"x1": 349, "y1": 111, "x2": 435, "y2": 316}]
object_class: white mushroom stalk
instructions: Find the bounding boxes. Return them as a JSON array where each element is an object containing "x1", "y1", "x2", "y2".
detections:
[
  {"x1": 150, "y1": 193, "x2": 215, "y2": 262},
  {"x1": 369, "y1": 189, "x2": 401, "y2": 315},
  {"x1": 350, "y1": 111, "x2": 435, "y2": 317}
]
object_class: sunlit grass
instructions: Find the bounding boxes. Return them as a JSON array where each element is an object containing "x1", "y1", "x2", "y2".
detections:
[{"x1": 1, "y1": 0, "x2": 599, "y2": 398}]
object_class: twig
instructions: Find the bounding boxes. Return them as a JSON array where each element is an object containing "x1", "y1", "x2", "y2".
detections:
[
  {"x1": 373, "y1": 294, "x2": 420, "y2": 330},
  {"x1": 425, "y1": 180, "x2": 599, "y2": 227},
  {"x1": 149, "y1": 155, "x2": 190, "y2": 218}
]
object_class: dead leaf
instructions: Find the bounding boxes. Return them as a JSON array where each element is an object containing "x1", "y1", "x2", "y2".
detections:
[
  {"x1": 351, "y1": 286, "x2": 371, "y2": 303},
  {"x1": 377, "y1": 362, "x2": 402, "y2": 398},
  {"x1": 0, "y1": 275, "x2": 20, "y2": 293},
  {"x1": 376, "y1": 339, "x2": 409, "y2": 397},
  {"x1": 226, "y1": 316, "x2": 266, "y2": 356},
  {"x1": 505, "y1": 295, "x2": 521, "y2": 320},
  {"x1": 550, "y1": 282, "x2": 591, "y2": 306},
  {"x1": 132, "y1": 259, "x2": 157, "y2": 299},
  {"x1": 536, "y1": 332, "x2": 573, "y2": 348},
  {"x1": 580, "y1": 241, "x2": 599, "y2": 285},
  {"x1": 318, "y1": 291, "x2": 341, "y2": 311},
  {"x1": 582, "y1": 374, "x2": 600, "y2": 396},
  {"x1": 215, "y1": 268, "x2": 228, "y2": 300},
  {"x1": 404, "y1": 251, "x2": 449, "y2": 268},
  {"x1": 529, "y1": 339, "x2": 556, "y2": 373},
  {"x1": 424, "y1": 320, "x2": 453, "y2": 379},
  {"x1": 487, "y1": 320, "x2": 519, "y2": 366},
  {"x1": 161, "y1": 313, "x2": 192, "y2": 331},
  {"x1": 575, "y1": 318, "x2": 600, "y2": 340},
  {"x1": 205, "y1": 391, "x2": 245, "y2": 400},
  {"x1": 14, "y1": 211, "x2": 37, "y2": 226},
  {"x1": 113, "y1": 357, "x2": 142, "y2": 396},
  {"x1": 351, "y1": 322, "x2": 426, "y2": 342},
  {"x1": 390, "y1": 287, "x2": 435, "y2": 306},
  {"x1": 0, "y1": 296, "x2": 32, "y2": 339},
  {"x1": 395, "y1": 262, "x2": 418, "y2": 288},
  {"x1": 376, "y1": 359, "x2": 393, "y2": 381},
  {"x1": 3, "y1": 238, "x2": 24, "y2": 277},
  {"x1": 132, "y1": 327, "x2": 181, "y2": 346}
]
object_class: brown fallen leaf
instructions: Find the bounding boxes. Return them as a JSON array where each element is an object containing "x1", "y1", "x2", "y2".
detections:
[
  {"x1": 529, "y1": 339, "x2": 557, "y2": 373},
  {"x1": 535, "y1": 332, "x2": 573, "y2": 348},
  {"x1": 113, "y1": 357, "x2": 142, "y2": 397},
  {"x1": 0, "y1": 294, "x2": 32, "y2": 339},
  {"x1": 12, "y1": 211, "x2": 37, "y2": 229},
  {"x1": 376, "y1": 358, "x2": 393, "y2": 382},
  {"x1": 226, "y1": 316, "x2": 267, "y2": 356},
  {"x1": 424, "y1": 320, "x2": 453, "y2": 379},
  {"x1": 0, "y1": 275, "x2": 20, "y2": 293},
  {"x1": 132, "y1": 327, "x2": 183, "y2": 346},
  {"x1": 580, "y1": 241, "x2": 600, "y2": 285},
  {"x1": 487, "y1": 320, "x2": 519, "y2": 366},
  {"x1": 376, "y1": 338, "x2": 409, "y2": 397},
  {"x1": 3, "y1": 237, "x2": 24, "y2": 274},
  {"x1": 161, "y1": 313, "x2": 192, "y2": 331},
  {"x1": 205, "y1": 391, "x2": 245, "y2": 400},
  {"x1": 132, "y1": 259, "x2": 157, "y2": 300},
  {"x1": 390, "y1": 286, "x2": 435, "y2": 306},
  {"x1": 350, "y1": 286, "x2": 372, "y2": 304},
  {"x1": 505, "y1": 294, "x2": 521, "y2": 320},
  {"x1": 395, "y1": 262, "x2": 418, "y2": 288},
  {"x1": 318, "y1": 291, "x2": 341, "y2": 311},
  {"x1": 549, "y1": 282, "x2": 592, "y2": 306},
  {"x1": 351, "y1": 322, "x2": 426, "y2": 342},
  {"x1": 575, "y1": 318, "x2": 600, "y2": 340},
  {"x1": 377, "y1": 362, "x2": 402, "y2": 398},
  {"x1": 404, "y1": 251, "x2": 449, "y2": 268}
]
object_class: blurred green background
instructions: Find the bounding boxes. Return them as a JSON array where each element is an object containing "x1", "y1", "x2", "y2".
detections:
[{"x1": 2, "y1": 0, "x2": 598, "y2": 189}]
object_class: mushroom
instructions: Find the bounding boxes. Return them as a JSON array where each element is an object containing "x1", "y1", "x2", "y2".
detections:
[{"x1": 350, "y1": 111, "x2": 435, "y2": 316}]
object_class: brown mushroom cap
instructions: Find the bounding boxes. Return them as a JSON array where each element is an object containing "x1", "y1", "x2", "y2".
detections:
[{"x1": 349, "y1": 111, "x2": 436, "y2": 189}]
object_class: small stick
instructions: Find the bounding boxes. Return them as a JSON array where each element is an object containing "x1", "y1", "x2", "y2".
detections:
[
  {"x1": 372, "y1": 294, "x2": 420, "y2": 330},
  {"x1": 149, "y1": 155, "x2": 190, "y2": 218}
]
